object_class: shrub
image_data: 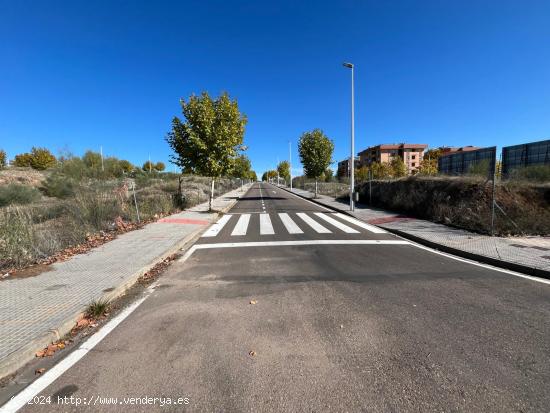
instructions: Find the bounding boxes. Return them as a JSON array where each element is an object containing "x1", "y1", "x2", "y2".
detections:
[
  {"x1": 14, "y1": 153, "x2": 33, "y2": 167},
  {"x1": 42, "y1": 174, "x2": 76, "y2": 198},
  {"x1": 154, "y1": 162, "x2": 165, "y2": 172},
  {"x1": 0, "y1": 149, "x2": 6, "y2": 169},
  {"x1": 119, "y1": 159, "x2": 134, "y2": 173},
  {"x1": 0, "y1": 207, "x2": 35, "y2": 268},
  {"x1": 508, "y1": 165, "x2": 550, "y2": 183},
  {"x1": 142, "y1": 161, "x2": 154, "y2": 172},
  {"x1": 0, "y1": 183, "x2": 41, "y2": 207},
  {"x1": 29, "y1": 147, "x2": 57, "y2": 170}
]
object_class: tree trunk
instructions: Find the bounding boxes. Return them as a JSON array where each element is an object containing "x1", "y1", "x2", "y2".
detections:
[
  {"x1": 315, "y1": 180, "x2": 318, "y2": 198},
  {"x1": 209, "y1": 178, "x2": 215, "y2": 211}
]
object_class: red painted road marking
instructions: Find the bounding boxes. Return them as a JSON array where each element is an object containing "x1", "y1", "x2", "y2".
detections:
[
  {"x1": 367, "y1": 215, "x2": 415, "y2": 225},
  {"x1": 158, "y1": 218, "x2": 210, "y2": 225}
]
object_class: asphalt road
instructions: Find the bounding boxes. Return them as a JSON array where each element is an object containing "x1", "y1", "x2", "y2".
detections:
[{"x1": 12, "y1": 182, "x2": 550, "y2": 412}]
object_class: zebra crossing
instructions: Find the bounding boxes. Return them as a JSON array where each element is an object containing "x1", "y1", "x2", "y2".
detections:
[{"x1": 201, "y1": 211, "x2": 386, "y2": 238}]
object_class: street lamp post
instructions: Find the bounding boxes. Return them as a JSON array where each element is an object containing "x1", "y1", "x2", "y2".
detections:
[
  {"x1": 343, "y1": 62, "x2": 355, "y2": 211},
  {"x1": 289, "y1": 141, "x2": 292, "y2": 190}
]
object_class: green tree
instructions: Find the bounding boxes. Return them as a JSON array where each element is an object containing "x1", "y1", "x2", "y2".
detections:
[
  {"x1": 390, "y1": 157, "x2": 407, "y2": 178},
  {"x1": 154, "y1": 162, "x2": 166, "y2": 172},
  {"x1": 322, "y1": 168, "x2": 334, "y2": 182},
  {"x1": 370, "y1": 162, "x2": 392, "y2": 179},
  {"x1": 28, "y1": 147, "x2": 56, "y2": 170},
  {"x1": 14, "y1": 152, "x2": 33, "y2": 167},
  {"x1": 418, "y1": 148, "x2": 441, "y2": 176},
  {"x1": 82, "y1": 151, "x2": 102, "y2": 169},
  {"x1": 262, "y1": 170, "x2": 277, "y2": 181},
  {"x1": 166, "y1": 92, "x2": 247, "y2": 210},
  {"x1": 232, "y1": 154, "x2": 252, "y2": 178},
  {"x1": 119, "y1": 159, "x2": 134, "y2": 173},
  {"x1": 142, "y1": 160, "x2": 154, "y2": 172},
  {"x1": 277, "y1": 160, "x2": 291, "y2": 182},
  {"x1": 0, "y1": 149, "x2": 6, "y2": 169},
  {"x1": 297, "y1": 129, "x2": 334, "y2": 197},
  {"x1": 355, "y1": 165, "x2": 369, "y2": 182},
  {"x1": 249, "y1": 171, "x2": 258, "y2": 181}
]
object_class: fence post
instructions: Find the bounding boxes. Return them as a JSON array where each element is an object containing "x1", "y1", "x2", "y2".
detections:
[
  {"x1": 131, "y1": 181, "x2": 140, "y2": 224},
  {"x1": 490, "y1": 171, "x2": 496, "y2": 236},
  {"x1": 369, "y1": 170, "x2": 372, "y2": 205}
]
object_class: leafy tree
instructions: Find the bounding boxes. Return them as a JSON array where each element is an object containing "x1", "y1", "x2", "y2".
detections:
[
  {"x1": 297, "y1": 129, "x2": 334, "y2": 197},
  {"x1": 82, "y1": 151, "x2": 102, "y2": 169},
  {"x1": 355, "y1": 165, "x2": 369, "y2": 182},
  {"x1": 119, "y1": 159, "x2": 134, "y2": 173},
  {"x1": 390, "y1": 157, "x2": 407, "y2": 178},
  {"x1": 232, "y1": 154, "x2": 252, "y2": 178},
  {"x1": 321, "y1": 168, "x2": 333, "y2": 182},
  {"x1": 0, "y1": 149, "x2": 6, "y2": 169},
  {"x1": 249, "y1": 171, "x2": 258, "y2": 181},
  {"x1": 166, "y1": 92, "x2": 247, "y2": 210},
  {"x1": 418, "y1": 148, "x2": 441, "y2": 176},
  {"x1": 15, "y1": 147, "x2": 57, "y2": 170},
  {"x1": 14, "y1": 152, "x2": 33, "y2": 167},
  {"x1": 370, "y1": 162, "x2": 392, "y2": 179},
  {"x1": 277, "y1": 160, "x2": 291, "y2": 182},
  {"x1": 262, "y1": 170, "x2": 277, "y2": 181},
  {"x1": 154, "y1": 161, "x2": 166, "y2": 172},
  {"x1": 142, "y1": 160, "x2": 154, "y2": 172}
]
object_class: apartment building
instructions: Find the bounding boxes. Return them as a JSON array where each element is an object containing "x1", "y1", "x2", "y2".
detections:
[
  {"x1": 337, "y1": 157, "x2": 360, "y2": 178},
  {"x1": 358, "y1": 143, "x2": 428, "y2": 175}
]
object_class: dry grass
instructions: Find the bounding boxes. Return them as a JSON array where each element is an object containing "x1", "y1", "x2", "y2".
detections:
[{"x1": 0, "y1": 173, "x2": 240, "y2": 271}]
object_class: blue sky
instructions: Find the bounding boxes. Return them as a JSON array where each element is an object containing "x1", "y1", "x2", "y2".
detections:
[{"x1": 1, "y1": 0, "x2": 549, "y2": 176}]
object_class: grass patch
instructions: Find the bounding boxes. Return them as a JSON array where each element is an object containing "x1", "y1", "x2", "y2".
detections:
[
  {"x1": 86, "y1": 298, "x2": 110, "y2": 318},
  {"x1": 0, "y1": 183, "x2": 41, "y2": 207}
]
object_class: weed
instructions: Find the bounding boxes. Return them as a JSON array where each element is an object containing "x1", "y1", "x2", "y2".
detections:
[
  {"x1": 86, "y1": 298, "x2": 110, "y2": 318},
  {"x1": 0, "y1": 183, "x2": 41, "y2": 207}
]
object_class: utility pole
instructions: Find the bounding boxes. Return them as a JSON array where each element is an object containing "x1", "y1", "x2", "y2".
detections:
[
  {"x1": 343, "y1": 62, "x2": 355, "y2": 211},
  {"x1": 289, "y1": 141, "x2": 292, "y2": 190}
]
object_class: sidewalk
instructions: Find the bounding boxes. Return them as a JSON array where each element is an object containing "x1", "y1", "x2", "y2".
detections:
[
  {"x1": 0, "y1": 184, "x2": 251, "y2": 379},
  {"x1": 287, "y1": 186, "x2": 550, "y2": 278}
]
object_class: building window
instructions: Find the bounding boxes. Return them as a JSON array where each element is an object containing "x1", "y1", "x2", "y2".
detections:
[
  {"x1": 412, "y1": 155, "x2": 416, "y2": 160},
  {"x1": 412, "y1": 162, "x2": 416, "y2": 167}
]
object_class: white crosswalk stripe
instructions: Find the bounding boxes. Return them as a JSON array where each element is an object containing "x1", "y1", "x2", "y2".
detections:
[
  {"x1": 334, "y1": 213, "x2": 387, "y2": 234},
  {"x1": 202, "y1": 214, "x2": 232, "y2": 237},
  {"x1": 314, "y1": 213, "x2": 360, "y2": 234},
  {"x1": 260, "y1": 213, "x2": 275, "y2": 235},
  {"x1": 278, "y1": 213, "x2": 303, "y2": 234},
  {"x1": 231, "y1": 214, "x2": 251, "y2": 236},
  {"x1": 296, "y1": 213, "x2": 332, "y2": 233}
]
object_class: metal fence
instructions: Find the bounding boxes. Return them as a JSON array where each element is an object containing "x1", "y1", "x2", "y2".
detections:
[
  {"x1": 502, "y1": 139, "x2": 550, "y2": 179},
  {"x1": 438, "y1": 147, "x2": 496, "y2": 177}
]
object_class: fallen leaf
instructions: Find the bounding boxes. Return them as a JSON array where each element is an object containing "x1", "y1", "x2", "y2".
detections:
[
  {"x1": 340, "y1": 325, "x2": 344, "y2": 329},
  {"x1": 77, "y1": 319, "x2": 90, "y2": 328},
  {"x1": 249, "y1": 300, "x2": 257, "y2": 305},
  {"x1": 47, "y1": 344, "x2": 57, "y2": 352},
  {"x1": 45, "y1": 349, "x2": 55, "y2": 357},
  {"x1": 249, "y1": 351, "x2": 256, "y2": 357},
  {"x1": 35, "y1": 350, "x2": 45, "y2": 358},
  {"x1": 57, "y1": 343, "x2": 66, "y2": 350},
  {"x1": 35, "y1": 368, "x2": 45, "y2": 375}
]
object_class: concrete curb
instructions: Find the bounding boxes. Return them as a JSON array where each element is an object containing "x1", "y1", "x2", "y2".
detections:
[
  {"x1": 277, "y1": 185, "x2": 550, "y2": 281},
  {"x1": 0, "y1": 185, "x2": 249, "y2": 380}
]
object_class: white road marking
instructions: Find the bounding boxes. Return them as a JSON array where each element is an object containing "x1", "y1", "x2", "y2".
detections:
[
  {"x1": 334, "y1": 213, "x2": 387, "y2": 234},
  {"x1": 231, "y1": 214, "x2": 251, "y2": 236},
  {"x1": 278, "y1": 213, "x2": 303, "y2": 234},
  {"x1": 273, "y1": 184, "x2": 332, "y2": 212},
  {"x1": 296, "y1": 212, "x2": 332, "y2": 233},
  {"x1": 190, "y1": 239, "x2": 410, "y2": 251},
  {"x1": 260, "y1": 213, "x2": 275, "y2": 235},
  {"x1": 0, "y1": 288, "x2": 153, "y2": 413},
  {"x1": 201, "y1": 214, "x2": 232, "y2": 237},
  {"x1": 314, "y1": 212, "x2": 360, "y2": 233}
]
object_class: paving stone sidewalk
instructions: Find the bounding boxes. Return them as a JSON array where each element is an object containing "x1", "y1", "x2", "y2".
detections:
[
  {"x1": 288, "y1": 187, "x2": 550, "y2": 275},
  {"x1": 0, "y1": 184, "x2": 251, "y2": 379}
]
